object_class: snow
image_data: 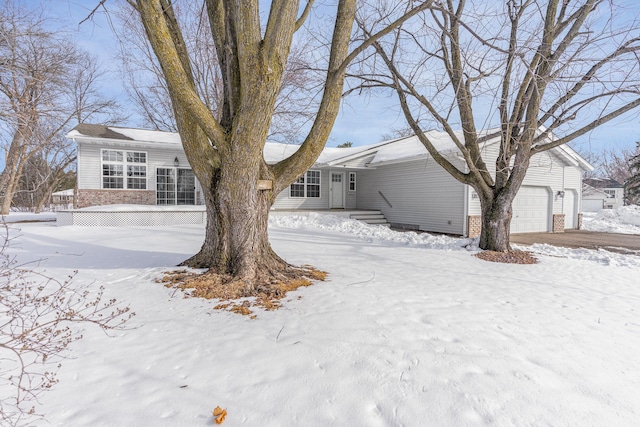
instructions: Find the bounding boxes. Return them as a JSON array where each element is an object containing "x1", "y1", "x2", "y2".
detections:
[
  {"x1": 1, "y1": 212, "x2": 56, "y2": 223},
  {"x1": 2, "y1": 209, "x2": 640, "y2": 426},
  {"x1": 263, "y1": 141, "x2": 386, "y2": 165},
  {"x1": 581, "y1": 205, "x2": 640, "y2": 235}
]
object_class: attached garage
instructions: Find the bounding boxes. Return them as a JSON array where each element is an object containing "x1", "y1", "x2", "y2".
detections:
[{"x1": 511, "y1": 186, "x2": 550, "y2": 233}]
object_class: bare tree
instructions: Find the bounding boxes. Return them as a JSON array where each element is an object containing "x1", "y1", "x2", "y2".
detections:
[
  {"x1": 599, "y1": 147, "x2": 634, "y2": 184},
  {"x1": 115, "y1": 1, "x2": 317, "y2": 143},
  {"x1": 356, "y1": 0, "x2": 640, "y2": 251},
  {"x1": 0, "y1": 2, "x2": 122, "y2": 215},
  {"x1": 121, "y1": 0, "x2": 432, "y2": 292},
  {"x1": 12, "y1": 132, "x2": 76, "y2": 213},
  {"x1": 577, "y1": 145, "x2": 634, "y2": 182}
]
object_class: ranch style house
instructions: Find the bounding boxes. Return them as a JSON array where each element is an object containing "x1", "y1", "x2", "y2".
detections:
[{"x1": 67, "y1": 123, "x2": 593, "y2": 237}]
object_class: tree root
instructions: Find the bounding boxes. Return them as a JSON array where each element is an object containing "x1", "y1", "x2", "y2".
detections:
[{"x1": 157, "y1": 265, "x2": 327, "y2": 317}]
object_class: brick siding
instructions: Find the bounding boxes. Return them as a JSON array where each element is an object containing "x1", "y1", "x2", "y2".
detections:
[
  {"x1": 467, "y1": 215, "x2": 482, "y2": 238},
  {"x1": 577, "y1": 213, "x2": 583, "y2": 230},
  {"x1": 77, "y1": 189, "x2": 155, "y2": 208},
  {"x1": 552, "y1": 214, "x2": 565, "y2": 233}
]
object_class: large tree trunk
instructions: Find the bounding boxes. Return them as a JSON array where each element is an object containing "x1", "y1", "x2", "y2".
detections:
[
  {"x1": 182, "y1": 148, "x2": 291, "y2": 289},
  {"x1": 478, "y1": 193, "x2": 515, "y2": 252}
]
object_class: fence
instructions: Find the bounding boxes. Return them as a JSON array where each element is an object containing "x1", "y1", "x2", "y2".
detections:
[{"x1": 56, "y1": 208, "x2": 206, "y2": 227}]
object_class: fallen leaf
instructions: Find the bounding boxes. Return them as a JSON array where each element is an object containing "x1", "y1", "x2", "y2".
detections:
[{"x1": 213, "y1": 406, "x2": 227, "y2": 424}]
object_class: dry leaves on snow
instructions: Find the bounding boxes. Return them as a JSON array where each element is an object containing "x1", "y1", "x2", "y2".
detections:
[
  {"x1": 475, "y1": 250, "x2": 538, "y2": 264},
  {"x1": 213, "y1": 406, "x2": 227, "y2": 424}
]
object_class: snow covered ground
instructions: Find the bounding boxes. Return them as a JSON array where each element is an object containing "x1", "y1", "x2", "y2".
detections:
[{"x1": 2, "y1": 206, "x2": 640, "y2": 426}]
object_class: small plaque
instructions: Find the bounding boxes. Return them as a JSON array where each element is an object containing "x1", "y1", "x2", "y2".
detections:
[{"x1": 257, "y1": 180, "x2": 273, "y2": 190}]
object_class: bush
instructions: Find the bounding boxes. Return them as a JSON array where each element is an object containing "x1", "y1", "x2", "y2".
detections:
[{"x1": 0, "y1": 223, "x2": 134, "y2": 426}]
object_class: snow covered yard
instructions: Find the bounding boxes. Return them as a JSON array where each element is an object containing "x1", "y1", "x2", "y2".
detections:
[{"x1": 3, "y1": 210, "x2": 640, "y2": 426}]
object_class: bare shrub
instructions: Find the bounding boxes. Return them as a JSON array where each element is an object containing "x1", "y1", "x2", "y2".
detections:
[{"x1": 0, "y1": 224, "x2": 134, "y2": 426}]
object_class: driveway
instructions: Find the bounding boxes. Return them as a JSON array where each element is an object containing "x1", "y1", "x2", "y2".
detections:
[{"x1": 511, "y1": 229, "x2": 640, "y2": 255}]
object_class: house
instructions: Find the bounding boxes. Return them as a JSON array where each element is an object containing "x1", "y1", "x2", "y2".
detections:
[
  {"x1": 582, "y1": 178, "x2": 625, "y2": 212},
  {"x1": 51, "y1": 189, "x2": 74, "y2": 210},
  {"x1": 67, "y1": 124, "x2": 593, "y2": 236}
]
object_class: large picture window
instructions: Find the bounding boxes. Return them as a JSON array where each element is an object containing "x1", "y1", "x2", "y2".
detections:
[
  {"x1": 290, "y1": 170, "x2": 321, "y2": 198},
  {"x1": 101, "y1": 149, "x2": 147, "y2": 190}
]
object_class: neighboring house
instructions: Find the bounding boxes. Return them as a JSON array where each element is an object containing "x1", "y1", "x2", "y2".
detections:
[
  {"x1": 582, "y1": 178, "x2": 625, "y2": 212},
  {"x1": 51, "y1": 189, "x2": 74, "y2": 210},
  {"x1": 67, "y1": 124, "x2": 593, "y2": 236}
]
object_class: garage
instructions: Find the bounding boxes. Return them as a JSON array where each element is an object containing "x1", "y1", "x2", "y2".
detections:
[{"x1": 511, "y1": 186, "x2": 550, "y2": 233}]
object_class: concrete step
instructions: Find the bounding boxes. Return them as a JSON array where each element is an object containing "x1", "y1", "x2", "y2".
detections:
[
  {"x1": 350, "y1": 212, "x2": 391, "y2": 227},
  {"x1": 350, "y1": 214, "x2": 386, "y2": 220}
]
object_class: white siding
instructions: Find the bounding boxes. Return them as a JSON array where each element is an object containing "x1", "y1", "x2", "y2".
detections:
[
  {"x1": 77, "y1": 140, "x2": 189, "y2": 193},
  {"x1": 356, "y1": 158, "x2": 466, "y2": 234},
  {"x1": 273, "y1": 170, "x2": 329, "y2": 209},
  {"x1": 272, "y1": 169, "x2": 360, "y2": 210},
  {"x1": 77, "y1": 143, "x2": 101, "y2": 189}
]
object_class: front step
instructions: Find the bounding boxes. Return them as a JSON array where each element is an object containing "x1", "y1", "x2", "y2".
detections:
[{"x1": 350, "y1": 211, "x2": 391, "y2": 227}]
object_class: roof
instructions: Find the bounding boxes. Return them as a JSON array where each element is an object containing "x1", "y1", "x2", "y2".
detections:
[
  {"x1": 67, "y1": 124, "x2": 382, "y2": 165},
  {"x1": 67, "y1": 124, "x2": 593, "y2": 171},
  {"x1": 584, "y1": 178, "x2": 623, "y2": 189},
  {"x1": 68, "y1": 124, "x2": 181, "y2": 146}
]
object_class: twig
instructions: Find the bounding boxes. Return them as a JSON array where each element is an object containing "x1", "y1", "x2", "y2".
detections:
[{"x1": 346, "y1": 272, "x2": 376, "y2": 287}]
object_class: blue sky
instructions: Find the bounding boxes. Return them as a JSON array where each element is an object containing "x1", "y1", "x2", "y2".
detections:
[{"x1": 8, "y1": 0, "x2": 640, "y2": 156}]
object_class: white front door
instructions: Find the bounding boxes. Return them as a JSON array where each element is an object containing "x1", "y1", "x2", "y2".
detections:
[{"x1": 331, "y1": 172, "x2": 344, "y2": 208}]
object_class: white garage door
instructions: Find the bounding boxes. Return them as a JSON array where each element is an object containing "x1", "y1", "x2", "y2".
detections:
[
  {"x1": 563, "y1": 190, "x2": 575, "y2": 229},
  {"x1": 511, "y1": 186, "x2": 550, "y2": 233}
]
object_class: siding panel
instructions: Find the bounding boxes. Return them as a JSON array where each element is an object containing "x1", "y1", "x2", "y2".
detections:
[{"x1": 357, "y1": 159, "x2": 465, "y2": 235}]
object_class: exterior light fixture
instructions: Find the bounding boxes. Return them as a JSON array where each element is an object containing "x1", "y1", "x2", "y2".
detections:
[
  {"x1": 174, "y1": 157, "x2": 179, "y2": 167},
  {"x1": 557, "y1": 190, "x2": 565, "y2": 198}
]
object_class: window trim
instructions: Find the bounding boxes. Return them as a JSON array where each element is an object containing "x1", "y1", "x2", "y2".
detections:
[
  {"x1": 349, "y1": 172, "x2": 356, "y2": 192},
  {"x1": 289, "y1": 170, "x2": 321, "y2": 198},
  {"x1": 101, "y1": 148, "x2": 148, "y2": 190}
]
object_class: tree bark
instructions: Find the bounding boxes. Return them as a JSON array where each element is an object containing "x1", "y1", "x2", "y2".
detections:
[
  {"x1": 478, "y1": 195, "x2": 514, "y2": 252},
  {"x1": 182, "y1": 153, "x2": 290, "y2": 286}
]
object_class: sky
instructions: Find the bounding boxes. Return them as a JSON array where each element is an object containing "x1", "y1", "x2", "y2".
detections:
[
  {"x1": 10, "y1": 0, "x2": 640, "y2": 155},
  {"x1": 2, "y1": 206, "x2": 640, "y2": 425}
]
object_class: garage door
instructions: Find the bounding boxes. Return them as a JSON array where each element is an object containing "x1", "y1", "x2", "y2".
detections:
[
  {"x1": 563, "y1": 190, "x2": 575, "y2": 229},
  {"x1": 511, "y1": 186, "x2": 550, "y2": 233}
]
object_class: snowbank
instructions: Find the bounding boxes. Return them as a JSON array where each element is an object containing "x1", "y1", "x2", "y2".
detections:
[{"x1": 582, "y1": 205, "x2": 640, "y2": 234}]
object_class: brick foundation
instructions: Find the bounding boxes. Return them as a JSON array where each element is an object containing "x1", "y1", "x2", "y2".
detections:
[
  {"x1": 577, "y1": 213, "x2": 583, "y2": 230},
  {"x1": 467, "y1": 215, "x2": 482, "y2": 238},
  {"x1": 77, "y1": 189, "x2": 155, "y2": 208},
  {"x1": 552, "y1": 214, "x2": 565, "y2": 233}
]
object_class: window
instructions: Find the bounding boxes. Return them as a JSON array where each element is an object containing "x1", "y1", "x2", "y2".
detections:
[
  {"x1": 157, "y1": 168, "x2": 196, "y2": 205},
  {"x1": 102, "y1": 149, "x2": 147, "y2": 189},
  {"x1": 290, "y1": 170, "x2": 321, "y2": 198},
  {"x1": 349, "y1": 172, "x2": 356, "y2": 191},
  {"x1": 604, "y1": 189, "x2": 616, "y2": 198}
]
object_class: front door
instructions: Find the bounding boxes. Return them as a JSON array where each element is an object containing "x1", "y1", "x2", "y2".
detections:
[{"x1": 331, "y1": 172, "x2": 344, "y2": 208}]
